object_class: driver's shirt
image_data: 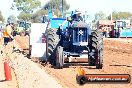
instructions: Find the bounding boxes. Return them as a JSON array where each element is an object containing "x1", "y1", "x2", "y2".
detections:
[
  {"x1": 77, "y1": 16, "x2": 83, "y2": 21},
  {"x1": 72, "y1": 14, "x2": 83, "y2": 21}
]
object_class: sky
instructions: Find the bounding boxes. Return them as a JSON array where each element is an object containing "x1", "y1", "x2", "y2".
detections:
[{"x1": 0, "y1": 0, "x2": 132, "y2": 21}]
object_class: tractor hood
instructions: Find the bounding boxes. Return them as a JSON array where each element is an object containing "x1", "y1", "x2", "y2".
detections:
[
  {"x1": 71, "y1": 21, "x2": 88, "y2": 28},
  {"x1": 49, "y1": 18, "x2": 68, "y2": 29}
]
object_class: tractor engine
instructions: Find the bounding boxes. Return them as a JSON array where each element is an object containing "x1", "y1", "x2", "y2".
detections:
[
  {"x1": 58, "y1": 21, "x2": 91, "y2": 64},
  {"x1": 72, "y1": 25, "x2": 89, "y2": 46},
  {"x1": 61, "y1": 21, "x2": 91, "y2": 53}
]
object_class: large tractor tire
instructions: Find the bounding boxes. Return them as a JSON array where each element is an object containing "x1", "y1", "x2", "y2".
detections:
[
  {"x1": 89, "y1": 29, "x2": 103, "y2": 69},
  {"x1": 55, "y1": 46, "x2": 64, "y2": 69},
  {"x1": 47, "y1": 28, "x2": 60, "y2": 66}
]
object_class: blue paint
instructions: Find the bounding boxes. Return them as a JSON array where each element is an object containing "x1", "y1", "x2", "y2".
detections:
[
  {"x1": 51, "y1": 18, "x2": 66, "y2": 20},
  {"x1": 120, "y1": 28, "x2": 132, "y2": 37},
  {"x1": 47, "y1": 10, "x2": 74, "y2": 29},
  {"x1": 48, "y1": 10, "x2": 53, "y2": 19},
  {"x1": 50, "y1": 18, "x2": 68, "y2": 29}
]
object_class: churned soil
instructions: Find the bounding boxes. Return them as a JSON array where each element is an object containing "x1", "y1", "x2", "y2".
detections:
[
  {"x1": 8, "y1": 36, "x2": 132, "y2": 88},
  {"x1": 0, "y1": 36, "x2": 63, "y2": 88},
  {"x1": 41, "y1": 38, "x2": 132, "y2": 88},
  {"x1": 0, "y1": 42, "x2": 18, "y2": 88}
]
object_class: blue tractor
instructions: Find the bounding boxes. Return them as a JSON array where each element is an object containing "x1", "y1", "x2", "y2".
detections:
[{"x1": 46, "y1": 10, "x2": 103, "y2": 69}]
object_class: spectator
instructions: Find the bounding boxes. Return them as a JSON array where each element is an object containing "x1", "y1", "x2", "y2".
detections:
[
  {"x1": 3, "y1": 23, "x2": 14, "y2": 46},
  {"x1": 0, "y1": 29, "x2": 3, "y2": 43},
  {"x1": 102, "y1": 26, "x2": 108, "y2": 38}
]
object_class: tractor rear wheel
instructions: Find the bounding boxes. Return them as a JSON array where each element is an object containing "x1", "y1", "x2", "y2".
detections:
[
  {"x1": 89, "y1": 29, "x2": 103, "y2": 69},
  {"x1": 47, "y1": 28, "x2": 60, "y2": 65},
  {"x1": 96, "y1": 48, "x2": 103, "y2": 69}
]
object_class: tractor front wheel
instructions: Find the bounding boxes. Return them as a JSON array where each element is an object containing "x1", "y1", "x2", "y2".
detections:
[
  {"x1": 89, "y1": 29, "x2": 103, "y2": 69},
  {"x1": 55, "y1": 46, "x2": 64, "y2": 69}
]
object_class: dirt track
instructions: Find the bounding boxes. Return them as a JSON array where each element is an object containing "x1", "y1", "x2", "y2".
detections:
[
  {"x1": 0, "y1": 36, "x2": 63, "y2": 88},
  {"x1": 8, "y1": 36, "x2": 132, "y2": 88},
  {"x1": 41, "y1": 38, "x2": 132, "y2": 88}
]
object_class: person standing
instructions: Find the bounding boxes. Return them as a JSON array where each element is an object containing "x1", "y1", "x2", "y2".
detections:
[
  {"x1": 3, "y1": 23, "x2": 14, "y2": 46},
  {"x1": 0, "y1": 29, "x2": 3, "y2": 43}
]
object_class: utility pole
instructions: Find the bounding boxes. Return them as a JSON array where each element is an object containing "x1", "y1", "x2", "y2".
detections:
[
  {"x1": 62, "y1": 0, "x2": 64, "y2": 17},
  {"x1": 111, "y1": 11, "x2": 112, "y2": 21},
  {"x1": 56, "y1": 0, "x2": 59, "y2": 17}
]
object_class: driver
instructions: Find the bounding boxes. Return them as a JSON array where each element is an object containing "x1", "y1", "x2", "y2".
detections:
[{"x1": 72, "y1": 9, "x2": 83, "y2": 21}]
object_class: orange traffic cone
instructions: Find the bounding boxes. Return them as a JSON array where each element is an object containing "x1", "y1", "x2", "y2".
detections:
[
  {"x1": 4, "y1": 60, "x2": 12, "y2": 81},
  {"x1": 76, "y1": 66, "x2": 86, "y2": 76}
]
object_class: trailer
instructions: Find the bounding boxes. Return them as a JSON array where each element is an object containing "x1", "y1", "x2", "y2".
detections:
[{"x1": 29, "y1": 23, "x2": 48, "y2": 60}]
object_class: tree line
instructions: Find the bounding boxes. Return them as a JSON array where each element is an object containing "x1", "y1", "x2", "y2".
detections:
[
  {"x1": 95, "y1": 11, "x2": 132, "y2": 21},
  {"x1": 0, "y1": 0, "x2": 131, "y2": 23},
  {"x1": 10, "y1": 0, "x2": 69, "y2": 23}
]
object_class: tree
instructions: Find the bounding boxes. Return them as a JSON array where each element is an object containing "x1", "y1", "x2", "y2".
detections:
[
  {"x1": 94, "y1": 11, "x2": 106, "y2": 21},
  {"x1": 108, "y1": 11, "x2": 132, "y2": 20},
  {"x1": 31, "y1": 9, "x2": 48, "y2": 23},
  {"x1": 43, "y1": 0, "x2": 70, "y2": 17},
  {"x1": 12, "y1": 0, "x2": 41, "y2": 21},
  {"x1": 0, "y1": 11, "x2": 4, "y2": 22},
  {"x1": 31, "y1": 0, "x2": 70, "y2": 22},
  {"x1": 12, "y1": 0, "x2": 41, "y2": 13},
  {"x1": 17, "y1": 12, "x2": 32, "y2": 21},
  {"x1": 7, "y1": 15, "x2": 17, "y2": 23}
]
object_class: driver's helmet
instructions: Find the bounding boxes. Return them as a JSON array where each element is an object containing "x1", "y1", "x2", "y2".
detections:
[{"x1": 74, "y1": 9, "x2": 81, "y2": 14}]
